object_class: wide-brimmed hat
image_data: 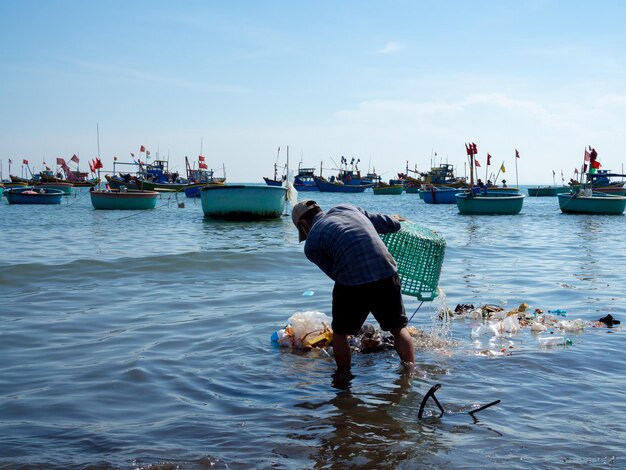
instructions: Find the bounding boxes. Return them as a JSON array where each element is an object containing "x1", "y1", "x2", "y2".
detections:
[{"x1": 291, "y1": 200, "x2": 321, "y2": 242}]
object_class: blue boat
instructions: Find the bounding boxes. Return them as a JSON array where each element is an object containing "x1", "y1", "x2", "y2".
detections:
[
  {"x1": 420, "y1": 187, "x2": 464, "y2": 204},
  {"x1": 292, "y1": 165, "x2": 319, "y2": 191},
  {"x1": 313, "y1": 176, "x2": 371, "y2": 193},
  {"x1": 6, "y1": 187, "x2": 64, "y2": 205},
  {"x1": 201, "y1": 185, "x2": 287, "y2": 219}
]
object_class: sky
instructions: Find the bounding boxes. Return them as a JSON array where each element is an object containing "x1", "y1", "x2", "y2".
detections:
[{"x1": 2, "y1": 0, "x2": 626, "y2": 184}]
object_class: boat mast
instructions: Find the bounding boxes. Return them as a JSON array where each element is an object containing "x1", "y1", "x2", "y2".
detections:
[{"x1": 96, "y1": 123, "x2": 101, "y2": 187}]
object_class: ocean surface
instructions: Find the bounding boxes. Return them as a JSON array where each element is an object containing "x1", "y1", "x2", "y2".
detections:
[{"x1": 1, "y1": 186, "x2": 624, "y2": 469}]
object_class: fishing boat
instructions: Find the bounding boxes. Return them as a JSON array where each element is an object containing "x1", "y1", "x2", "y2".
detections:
[
  {"x1": 373, "y1": 182, "x2": 404, "y2": 195},
  {"x1": 90, "y1": 188, "x2": 159, "y2": 210},
  {"x1": 567, "y1": 170, "x2": 626, "y2": 196},
  {"x1": 2, "y1": 180, "x2": 28, "y2": 189},
  {"x1": 456, "y1": 191, "x2": 525, "y2": 215},
  {"x1": 313, "y1": 176, "x2": 371, "y2": 193},
  {"x1": 105, "y1": 173, "x2": 139, "y2": 190},
  {"x1": 34, "y1": 181, "x2": 73, "y2": 195},
  {"x1": 419, "y1": 186, "x2": 464, "y2": 204},
  {"x1": 133, "y1": 160, "x2": 188, "y2": 192},
  {"x1": 292, "y1": 164, "x2": 319, "y2": 191},
  {"x1": 6, "y1": 187, "x2": 65, "y2": 205},
  {"x1": 201, "y1": 185, "x2": 287, "y2": 220},
  {"x1": 456, "y1": 143, "x2": 524, "y2": 215},
  {"x1": 528, "y1": 186, "x2": 557, "y2": 197},
  {"x1": 183, "y1": 156, "x2": 226, "y2": 198},
  {"x1": 558, "y1": 189, "x2": 626, "y2": 215}
]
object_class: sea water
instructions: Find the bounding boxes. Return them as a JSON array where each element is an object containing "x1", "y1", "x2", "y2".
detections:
[{"x1": 0, "y1": 187, "x2": 624, "y2": 469}]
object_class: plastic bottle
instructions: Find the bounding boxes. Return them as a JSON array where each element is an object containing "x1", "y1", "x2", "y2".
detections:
[
  {"x1": 538, "y1": 335, "x2": 572, "y2": 347},
  {"x1": 548, "y1": 309, "x2": 567, "y2": 317}
]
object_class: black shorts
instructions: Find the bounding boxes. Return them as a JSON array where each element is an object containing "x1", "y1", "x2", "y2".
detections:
[{"x1": 332, "y1": 273, "x2": 407, "y2": 335}]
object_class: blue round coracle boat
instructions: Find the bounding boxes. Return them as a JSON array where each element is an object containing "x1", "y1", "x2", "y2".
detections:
[{"x1": 6, "y1": 187, "x2": 64, "y2": 205}]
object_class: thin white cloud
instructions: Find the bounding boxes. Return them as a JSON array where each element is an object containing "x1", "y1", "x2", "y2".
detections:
[{"x1": 376, "y1": 42, "x2": 401, "y2": 55}]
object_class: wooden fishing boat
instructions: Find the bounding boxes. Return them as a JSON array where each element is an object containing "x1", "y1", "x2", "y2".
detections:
[
  {"x1": 133, "y1": 159, "x2": 188, "y2": 192},
  {"x1": 419, "y1": 186, "x2": 464, "y2": 204},
  {"x1": 558, "y1": 190, "x2": 626, "y2": 215},
  {"x1": 184, "y1": 156, "x2": 226, "y2": 197},
  {"x1": 201, "y1": 185, "x2": 287, "y2": 219},
  {"x1": 105, "y1": 173, "x2": 139, "y2": 190},
  {"x1": 6, "y1": 187, "x2": 64, "y2": 205},
  {"x1": 90, "y1": 188, "x2": 159, "y2": 210},
  {"x1": 373, "y1": 183, "x2": 404, "y2": 195},
  {"x1": 456, "y1": 191, "x2": 525, "y2": 215},
  {"x1": 313, "y1": 176, "x2": 371, "y2": 193},
  {"x1": 2, "y1": 181, "x2": 29, "y2": 188}
]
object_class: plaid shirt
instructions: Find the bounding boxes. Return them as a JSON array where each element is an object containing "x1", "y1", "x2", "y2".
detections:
[{"x1": 304, "y1": 204, "x2": 400, "y2": 286}]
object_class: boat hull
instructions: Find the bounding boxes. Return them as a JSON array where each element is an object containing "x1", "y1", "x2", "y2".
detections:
[
  {"x1": 90, "y1": 189, "x2": 159, "y2": 210},
  {"x1": 6, "y1": 187, "x2": 64, "y2": 204},
  {"x1": 313, "y1": 177, "x2": 370, "y2": 193},
  {"x1": 528, "y1": 186, "x2": 569, "y2": 197},
  {"x1": 373, "y1": 185, "x2": 404, "y2": 195},
  {"x1": 420, "y1": 187, "x2": 463, "y2": 204},
  {"x1": 558, "y1": 193, "x2": 626, "y2": 215},
  {"x1": 201, "y1": 185, "x2": 287, "y2": 219},
  {"x1": 456, "y1": 193, "x2": 525, "y2": 215},
  {"x1": 34, "y1": 182, "x2": 73, "y2": 195},
  {"x1": 135, "y1": 179, "x2": 188, "y2": 192}
]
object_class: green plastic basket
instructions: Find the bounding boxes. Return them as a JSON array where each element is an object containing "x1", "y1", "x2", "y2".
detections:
[{"x1": 381, "y1": 223, "x2": 446, "y2": 301}]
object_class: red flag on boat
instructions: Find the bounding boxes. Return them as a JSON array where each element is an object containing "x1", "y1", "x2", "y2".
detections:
[
  {"x1": 89, "y1": 160, "x2": 95, "y2": 173},
  {"x1": 475, "y1": 159, "x2": 481, "y2": 168},
  {"x1": 584, "y1": 149, "x2": 590, "y2": 162},
  {"x1": 57, "y1": 157, "x2": 65, "y2": 165},
  {"x1": 70, "y1": 154, "x2": 79, "y2": 164},
  {"x1": 198, "y1": 155, "x2": 205, "y2": 162},
  {"x1": 487, "y1": 153, "x2": 492, "y2": 165},
  {"x1": 472, "y1": 143, "x2": 478, "y2": 155},
  {"x1": 583, "y1": 164, "x2": 588, "y2": 172},
  {"x1": 591, "y1": 160, "x2": 601, "y2": 169},
  {"x1": 95, "y1": 157, "x2": 103, "y2": 169},
  {"x1": 140, "y1": 145, "x2": 146, "y2": 152},
  {"x1": 465, "y1": 143, "x2": 471, "y2": 156},
  {"x1": 23, "y1": 159, "x2": 28, "y2": 165},
  {"x1": 574, "y1": 168, "x2": 579, "y2": 174}
]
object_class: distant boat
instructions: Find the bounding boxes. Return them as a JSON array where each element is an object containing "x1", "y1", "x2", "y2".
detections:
[
  {"x1": 6, "y1": 187, "x2": 64, "y2": 205},
  {"x1": 134, "y1": 160, "x2": 188, "y2": 192},
  {"x1": 292, "y1": 164, "x2": 319, "y2": 191},
  {"x1": 183, "y1": 156, "x2": 226, "y2": 198},
  {"x1": 313, "y1": 176, "x2": 371, "y2": 193},
  {"x1": 373, "y1": 182, "x2": 404, "y2": 195},
  {"x1": 105, "y1": 173, "x2": 139, "y2": 190},
  {"x1": 34, "y1": 181, "x2": 73, "y2": 195},
  {"x1": 90, "y1": 188, "x2": 159, "y2": 210},
  {"x1": 456, "y1": 191, "x2": 525, "y2": 215},
  {"x1": 201, "y1": 185, "x2": 287, "y2": 220},
  {"x1": 420, "y1": 186, "x2": 464, "y2": 204},
  {"x1": 528, "y1": 186, "x2": 557, "y2": 197}
]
